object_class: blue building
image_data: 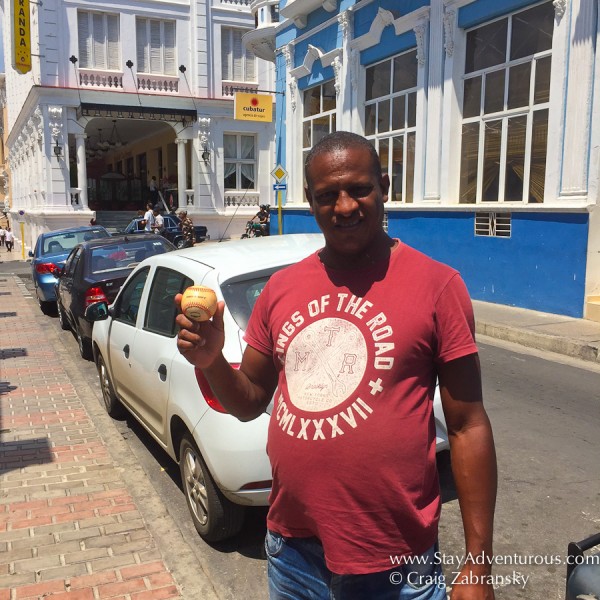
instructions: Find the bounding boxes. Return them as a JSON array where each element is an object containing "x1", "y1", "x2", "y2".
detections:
[{"x1": 246, "y1": 0, "x2": 600, "y2": 320}]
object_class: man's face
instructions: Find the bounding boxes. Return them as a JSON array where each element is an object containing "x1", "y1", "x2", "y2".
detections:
[{"x1": 305, "y1": 146, "x2": 389, "y2": 258}]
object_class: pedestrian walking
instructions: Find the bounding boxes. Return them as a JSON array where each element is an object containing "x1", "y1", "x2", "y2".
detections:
[
  {"x1": 0, "y1": 225, "x2": 5, "y2": 247},
  {"x1": 175, "y1": 131, "x2": 497, "y2": 600},
  {"x1": 178, "y1": 210, "x2": 195, "y2": 248},
  {"x1": 5, "y1": 227, "x2": 15, "y2": 252},
  {"x1": 141, "y1": 202, "x2": 155, "y2": 232}
]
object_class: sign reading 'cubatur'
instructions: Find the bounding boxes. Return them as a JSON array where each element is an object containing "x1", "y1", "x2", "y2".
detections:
[{"x1": 234, "y1": 92, "x2": 273, "y2": 122}]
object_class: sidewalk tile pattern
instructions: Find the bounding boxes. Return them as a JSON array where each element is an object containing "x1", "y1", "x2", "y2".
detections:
[{"x1": 0, "y1": 275, "x2": 182, "y2": 599}]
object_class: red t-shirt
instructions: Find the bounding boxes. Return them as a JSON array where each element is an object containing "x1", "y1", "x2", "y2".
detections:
[{"x1": 244, "y1": 242, "x2": 477, "y2": 575}]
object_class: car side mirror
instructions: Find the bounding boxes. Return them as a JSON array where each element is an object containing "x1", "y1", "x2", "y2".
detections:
[
  {"x1": 85, "y1": 301, "x2": 110, "y2": 321},
  {"x1": 28, "y1": 250, "x2": 34, "y2": 257}
]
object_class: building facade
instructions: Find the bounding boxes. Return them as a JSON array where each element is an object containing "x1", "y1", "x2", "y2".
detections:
[
  {"x1": 0, "y1": 0, "x2": 275, "y2": 248},
  {"x1": 255, "y1": 0, "x2": 600, "y2": 319}
]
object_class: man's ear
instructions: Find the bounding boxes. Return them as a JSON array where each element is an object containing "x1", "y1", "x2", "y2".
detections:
[
  {"x1": 305, "y1": 186, "x2": 314, "y2": 214},
  {"x1": 380, "y1": 174, "x2": 390, "y2": 204}
]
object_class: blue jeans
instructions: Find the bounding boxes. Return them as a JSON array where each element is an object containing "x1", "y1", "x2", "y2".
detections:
[{"x1": 265, "y1": 530, "x2": 447, "y2": 600}]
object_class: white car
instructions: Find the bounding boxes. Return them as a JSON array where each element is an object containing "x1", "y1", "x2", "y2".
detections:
[{"x1": 88, "y1": 234, "x2": 449, "y2": 542}]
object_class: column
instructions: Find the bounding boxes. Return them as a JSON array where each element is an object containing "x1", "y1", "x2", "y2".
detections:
[
  {"x1": 75, "y1": 133, "x2": 88, "y2": 209},
  {"x1": 176, "y1": 138, "x2": 187, "y2": 209}
]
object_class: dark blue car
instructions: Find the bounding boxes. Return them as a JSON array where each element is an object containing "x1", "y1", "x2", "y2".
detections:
[{"x1": 29, "y1": 225, "x2": 110, "y2": 313}]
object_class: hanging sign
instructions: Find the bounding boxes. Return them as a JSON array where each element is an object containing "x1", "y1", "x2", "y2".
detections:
[
  {"x1": 234, "y1": 92, "x2": 273, "y2": 122},
  {"x1": 13, "y1": 0, "x2": 32, "y2": 74}
]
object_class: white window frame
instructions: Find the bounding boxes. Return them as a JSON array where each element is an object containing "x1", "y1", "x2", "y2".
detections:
[
  {"x1": 459, "y1": 2, "x2": 553, "y2": 205},
  {"x1": 223, "y1": 134, "x2": 257, "y2": 192},
  {"x1": 364, "y1": 49, "x2": 419, "y2": 204},
  {"x1": 136, "y1": 18, "x2": 176, "y2": 76},
  {"x1": 77, "y1": 11, "x2": 120, "y2": 71},
  {"x1": 221, "y1": 27, "x2": 257, "y2": 83}
]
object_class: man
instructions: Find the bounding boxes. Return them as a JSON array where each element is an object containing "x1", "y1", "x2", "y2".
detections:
[
  {"x1": 176, "y1": 132, "x2": 497, "y2": 599},
  {"x1": 0, "y1": 226, "x2": 5, "y2": 247},
  {"x1": 141, "y1": 202, "x2": 155, "y2": 232},
  {"x1": 4, "y1": 227, "x2": 14, "y2": 252},
  {"x1": 252, "y1": 204, "x2": 270, "y2": 236},
  {"x1": 152, "y1": 206, "x2": 164, "y2": 234},
  {"x1": 178, "y1": 210, "x2": 195, "y2": 248}
]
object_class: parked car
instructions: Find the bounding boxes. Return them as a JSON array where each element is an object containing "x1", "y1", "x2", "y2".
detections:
[
  {"x1": 86, "y1": 234, "x2": 450, "y2": 543},
  {"x1": 120, "y1": 214, "x2": 208, "y2": 248},
  {"x1": 55, "y1": 234, "x2": 175, "y2": 360},
  {"x1": 29, "y1": 225, "x2": 110, "y2": 313}
]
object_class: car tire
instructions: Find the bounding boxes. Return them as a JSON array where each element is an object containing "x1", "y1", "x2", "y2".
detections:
[
  {"x1": 76, "y1": 325, "x2": 93, "y2": 361},
  {"x1": 175, "y1": 238, "x2": 186, "y2": 249},
  {"x1": 57, "y1": 300, "x2": 70, "y2": 330},
  {"x1": 38, "y1": 296, "x2": 54, "y2": 316},
  {"x1": 179, "y1": 433, "x2": 245, "y2": 543},
  {"x1": 97, "y1": 354, "x2": 124, "y2": 418}
]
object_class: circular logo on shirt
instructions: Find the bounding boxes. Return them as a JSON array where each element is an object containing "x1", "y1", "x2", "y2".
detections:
[{"x1": 285, "y1": 317, "x2": 367, "y2": 412}]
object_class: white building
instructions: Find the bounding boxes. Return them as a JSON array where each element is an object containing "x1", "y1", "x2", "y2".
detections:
[
  {"x1": 250, "y1": 0, "x2": 600, "y2": 320},
  {"x1": 0, "y1": 0, "x2": 275, "y2": 247}
]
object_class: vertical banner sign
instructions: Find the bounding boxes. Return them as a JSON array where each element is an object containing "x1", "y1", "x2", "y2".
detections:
[{"x1": 13, "y1": 0, "x2": 32, "y2": 74}]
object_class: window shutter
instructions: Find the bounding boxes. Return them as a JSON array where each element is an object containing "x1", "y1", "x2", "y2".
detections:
[
  {"x1": 136, "y1": 19, "x2": 148, "y2": 73},
  {"x1": 222, "y1": 28, "x2": 232, "y2": 80},
  {"x1": 78, "y1": 12, "x2": 91, "y2": 68},
  {"x1": 164, "y1": 21, "x2": 175, "y2": 75},
  {"x1": 107, "y1": 15, "x2": 119, "y2": 70},
  {"x1": 245, "y1": 45, "x2": 256, "y2": 82},
  {"x1": 150, "y1": 21, "x2": 162, "y2": 73},
  {"x1": 232, "y1": 29, "x2": 243, "y2": 81},
  {"x1": 92, "y1": 13, "x2": 107, "y2": 69}
]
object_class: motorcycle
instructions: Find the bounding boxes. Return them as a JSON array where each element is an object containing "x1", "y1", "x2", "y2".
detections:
[{"x1": 241, "y1": 206, "x2": 270, "y2": 238}]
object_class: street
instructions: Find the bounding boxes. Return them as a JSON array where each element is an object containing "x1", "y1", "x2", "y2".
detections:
[{"x1": 5, "y1": 269, "x2": 600, "y2": 599}]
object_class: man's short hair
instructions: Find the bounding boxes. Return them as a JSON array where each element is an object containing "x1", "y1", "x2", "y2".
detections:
[
  {"x1": 178, "y1": 210, "x2": 187, "y2": 217},
  {"x1": 304, "y1": 131, "x2": 382, "y2": 189}
]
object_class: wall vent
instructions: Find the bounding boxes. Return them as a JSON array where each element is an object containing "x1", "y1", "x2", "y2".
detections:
[{"x1": 475, "y1": 212, "x2": 511, "y2": 238}]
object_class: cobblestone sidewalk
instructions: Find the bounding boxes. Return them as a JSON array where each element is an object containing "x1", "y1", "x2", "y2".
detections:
[{"x1": 0, "y1": 274, "x2": 183, "y2": 600}]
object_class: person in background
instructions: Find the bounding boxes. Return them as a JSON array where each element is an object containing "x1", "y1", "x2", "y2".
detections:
[
  {"x1": 141, "y1": 202, "x2": 155, "y2": 232},
  {"x1": 149, "y1": 176, "x2": 159, "y2": 204},
  {"x1": 178, "y1": 210, "x2": 195, "y2": 248},
  {"x1": 152, "y1": 206, "x2": 164, "y2": 234},
  {"x1": 5, "y1": 227, "x2": 14, "y2": 252},
  {"x1": 175, "y1": 131, "x2": 497, "y2": 600},
  {"x1": 0, "y1": 226, "x2": 5, "y2": 247}
]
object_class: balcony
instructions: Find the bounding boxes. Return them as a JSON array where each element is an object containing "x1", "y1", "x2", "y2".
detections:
[
  {"x1": 137, "y1": 75, "x2": 180, "y2": 94},
  {"x1": 78, "y1": 69, "x2": 123, "y2": 90},
  {"x1": 243, "y1": 26, "x2": 277, "y2": 62},
  {"x1": 220, "y1": 0, "x2": 251, "y2": 6},
  {"x1": 224, "y1": 191, "x2": 260, "y2": 207},
  {"x1": 222, "y1": 81, "x2": 259, "y2": 96}
]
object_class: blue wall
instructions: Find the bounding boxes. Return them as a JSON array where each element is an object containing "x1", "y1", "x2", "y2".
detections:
[{"x1": 279, "y1": 210, "x2": 589, "y2": 317}]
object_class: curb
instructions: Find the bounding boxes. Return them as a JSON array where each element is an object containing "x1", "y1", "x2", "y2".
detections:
[{"x1": 476, "y1": 321, "x2": 600, "y2": 364}]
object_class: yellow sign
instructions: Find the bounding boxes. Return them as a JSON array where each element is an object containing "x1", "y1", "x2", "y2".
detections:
[
  {"x1": 13, "y1": 0, "x2": 32, "y2": 74},
  {"x1": 234, "y1": 92, "x2": 273, "y2": 122}
]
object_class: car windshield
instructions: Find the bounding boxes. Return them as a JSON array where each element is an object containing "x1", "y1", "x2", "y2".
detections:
[
  {"x1": 90, "y1": 239, "x2": 171, "y2": 274},
  {"x1": 43, "y1": 229, "x2": 109, "y2": 256},
  {"x1": 221, "y1": 270, "x2": 282, "y2": 331}
]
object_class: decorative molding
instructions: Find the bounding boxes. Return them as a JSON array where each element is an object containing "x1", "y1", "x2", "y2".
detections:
[
  {"x1": 289, "y1": 77, "x2": 298, "y2": 112},
  {"x1": 553, "y1": 0, "x2": 567, "y2": 21},
  {"x1": 338, "y1": 11, "x2": 351, "y2": 41},
  {"x1": 414, "y1": 21, "x2": 428, "y2": 67},
  {"x1": 332, "y1": 56, "x2": 343, "y2": 96},
  {"x1": 443, "y1": 9, "x2": 455, "y2": 57},
  {"x1": 290, "y1": 45, "x2": 342, "y2": 79},
  {"x1": 282, "y1": 43, "x2": 294, "y2": 70},
  {"x1": 198, "y1": 117, "x2": 211, "y2": 146},
  {"x1": 48, "y1": 106, "x2": 63, "y2": 138},
  {"x1": 350, "y1": 48, "x2": 359, "y2": 91},
  {"x1": 351, "y1": 6, "x2": 430, "y2": 52}
]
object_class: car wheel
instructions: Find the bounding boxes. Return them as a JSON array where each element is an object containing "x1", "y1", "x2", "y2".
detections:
[
  {"x1": 175, "y1": 238, "x2": 186, "y2": 249},
  {"x1": 56, "y1": 300, "x2": 70, "y2": 330},
  {"x1": 38, "y1": 296, "x2": 54, "y2": 316},
  {"x1": 179, "y1": 433, "x2": 245, "y2": 542},
  {"x1": 76, "y1": 325, "x2": 93, "y2": 361},
  {"x1": 97, "y1": 354, "x2": 124, "y2": 417}
]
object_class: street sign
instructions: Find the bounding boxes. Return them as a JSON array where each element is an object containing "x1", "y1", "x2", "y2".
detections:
[
  {"x1": 273, "y1": 183, "x2": 287, "y2": 190},
  {"x1": 271, "y1": 164, "x2": 288, "y2": 183}
]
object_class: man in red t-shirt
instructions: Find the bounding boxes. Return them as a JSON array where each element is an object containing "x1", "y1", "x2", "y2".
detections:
[{"x1": 176, "y1": 132, "x2": 497, "y2": 600}]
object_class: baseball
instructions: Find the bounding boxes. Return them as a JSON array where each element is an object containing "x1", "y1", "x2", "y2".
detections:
[{"x1": 181, "y1": 286, "x2": 218, "y2": 322}]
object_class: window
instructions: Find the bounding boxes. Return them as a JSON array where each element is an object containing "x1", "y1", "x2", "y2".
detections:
[
  {"x1": 77, "y1": 11, "x2": 120, "y2": 70},
  {"x1": 222, "y1": 27, "x2": 256, "y2": 82},
  {"x1": 115, "y1": 268, "x2": 149, "y2": 325},
  {"x1": 302, "y1": 81, "x2": 337, "y2": 170},
  {"x1": 145, "y1": 268, "x2": 193, "y2": 336},
  {"x1": 224, "y1": 134, "x2": 256, "y2": 191},
  {"x1": 460, "y1": 2, "x2": 554, "y2": 204},
  {"x1": 136, "y1": 18, "x2": 176, "y2": 75},
  {"x1": 364, "y1": 50, "x2": 418, "y2": 203}
]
